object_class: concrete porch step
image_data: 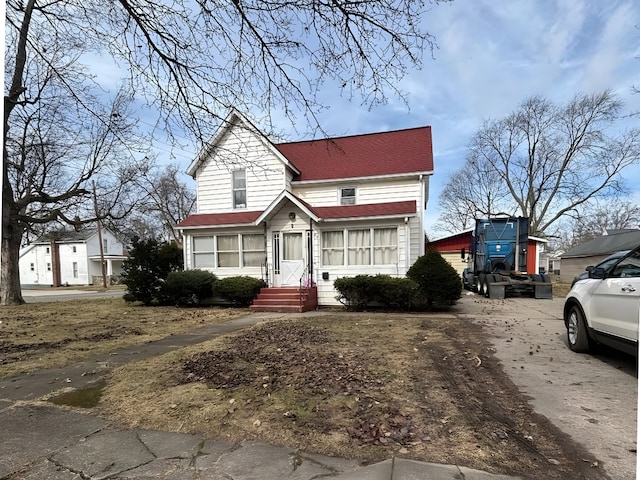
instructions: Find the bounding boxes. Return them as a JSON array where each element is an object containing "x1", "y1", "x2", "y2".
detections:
[{"x1": 250, "y1": 287, "x2": 318, "y2": 313}]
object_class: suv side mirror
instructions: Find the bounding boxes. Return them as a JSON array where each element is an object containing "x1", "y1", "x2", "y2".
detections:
[{"x1": 589, "y1": 267, "x2": 606, "y2": 279}]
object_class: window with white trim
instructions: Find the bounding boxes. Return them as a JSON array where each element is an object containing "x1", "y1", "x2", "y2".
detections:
[
  {"x1": 242, "y1": 234, "x2": 264, "y2": 266},
  {"x1": 193, "y1": 234, "x2": 265, "y2": 268},
  {"x1": 340, "y1": 187, "x2": 356, "y2": 205},
  {"x1": 232, "y1": 170, "x2": 246, "y2": 208},
  {"x1": 321, "y1": 227, "x2": 398, "y2": 266},
  {"x1": 321, "y1": 231, "x2": 344, "y2": 265},
  {"x1": 348, "y1": 229, "x2": 371, "y2": 265},
  {"x1": 373, "y1": 228, "x2": 398, "y2": 264},
  {"x1": 193, "y1": 236, "x2": 215, "y2": 268},
  {"x1": 217, "y1": 235, "x2": 239, "y2": 267},
  {"x1": 72, "y1": 262, "x2": 78, "y2": 278}
]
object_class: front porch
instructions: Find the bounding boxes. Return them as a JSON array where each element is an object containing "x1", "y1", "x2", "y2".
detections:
[{"x1": 250, "y1": 287, "x2": 318, "y2": 313}]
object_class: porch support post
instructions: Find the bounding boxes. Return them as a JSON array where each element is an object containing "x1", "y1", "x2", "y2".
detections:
[{"x1": 308, "y1": 218, "x2": 313, "y2": 279}]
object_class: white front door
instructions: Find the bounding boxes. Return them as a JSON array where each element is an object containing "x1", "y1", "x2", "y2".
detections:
[{"x1": 280, "y1": 232, "x2": 305, "y2": 286}]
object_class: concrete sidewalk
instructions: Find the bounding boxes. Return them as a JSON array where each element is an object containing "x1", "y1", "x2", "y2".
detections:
[
  {"x1": 0, "y1": 404, "x2": 516, "y2": 480},
  {"x1": 0, "y1": 311, "x2": 522, "y2": 480}
]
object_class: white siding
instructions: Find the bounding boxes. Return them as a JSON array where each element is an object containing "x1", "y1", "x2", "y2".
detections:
[
  {"x1": 313, "y1": 219, "x2": 409, "y2": 306},
  {"x1": 19, "y1": 246, "x2": 52, "y2": 285},
  {"x1": 86, "y1": 231, "x2": 124, "y2": 257},
  {"x1": 59, "y1": 243, "x2": 89, "y2": 285},
  {"x1": 293, "y1": 178, "x2": 421, "y2": 207},
  {"x1": 195, "y1": 125, "x2": 288, "y2": 213}
]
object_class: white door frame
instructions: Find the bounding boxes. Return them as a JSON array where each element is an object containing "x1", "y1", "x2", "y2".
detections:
[{"x1": 274, "y1": 230, "x2": 307, "y2": 287}]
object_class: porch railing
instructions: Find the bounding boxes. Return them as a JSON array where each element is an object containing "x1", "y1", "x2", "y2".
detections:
[{"x1": 299, "y1": 267, "x2": 314, "y2": 306}]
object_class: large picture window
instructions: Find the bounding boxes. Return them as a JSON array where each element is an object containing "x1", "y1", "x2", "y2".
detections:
[{"x1": 321, "y1": 227, "x2": 398, "y2": 266}]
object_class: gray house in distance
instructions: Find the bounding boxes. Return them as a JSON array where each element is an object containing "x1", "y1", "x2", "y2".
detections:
[{"x1": 559, "y1": 229, "x2": 640, "y2": 282}]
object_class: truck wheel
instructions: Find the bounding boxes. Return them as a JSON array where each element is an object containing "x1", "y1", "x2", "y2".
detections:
[
  {"x1": 566, "y1": 305, "x2": 591, "y2": 353},
  {"x1": 483, "y1": 275, "x2": 493, "y2": 298},
  {"x1": 477, "y1": 274, "x2": 485, "y2": 295}
]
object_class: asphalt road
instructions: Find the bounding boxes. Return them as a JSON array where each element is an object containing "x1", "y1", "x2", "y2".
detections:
[
  {"x1": 22, "y1": 288, "x2": 125, "y2": 303},
  {"x1": 453, "y1": 294, "x2": 638, "y2": 480}
]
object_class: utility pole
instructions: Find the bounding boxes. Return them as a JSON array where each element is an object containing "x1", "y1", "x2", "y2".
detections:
[{"x1": 92, "y1": 181, "x2": 108, "y2": 289}]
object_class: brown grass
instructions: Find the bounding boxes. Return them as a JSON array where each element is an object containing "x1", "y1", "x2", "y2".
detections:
[
  {"x1": 0, "y1": 297, "x2": 245, "y2": 378},
  {"x1": 97, "y1": 315, "x2": 603, "y2": 479}
]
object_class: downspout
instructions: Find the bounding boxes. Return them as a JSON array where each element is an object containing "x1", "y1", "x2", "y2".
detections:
[
  {"x1": 308, "y1": 217, "x2": 314, "y2": 280},
  {"x1": 419, "y1": 174, "x2": 426, "y2": 256},
  {"x1": 404, "y1": 216, "x2": 410, "y2": 273}
]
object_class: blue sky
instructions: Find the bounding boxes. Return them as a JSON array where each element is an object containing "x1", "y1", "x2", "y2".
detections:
[
  {"x1": 286, "y1": 0, "x2": 640, "y2": 237},
  {"x1": 27, "y1": 0, "x2": 638, "y2": 237}
]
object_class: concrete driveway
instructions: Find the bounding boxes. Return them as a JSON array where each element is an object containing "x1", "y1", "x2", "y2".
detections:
[{"x1": 453, "y1": 294, "x2": 637, "y2": 480}]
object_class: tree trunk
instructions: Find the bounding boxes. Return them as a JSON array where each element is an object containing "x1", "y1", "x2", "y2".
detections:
[
  {"x1": 1, "y1": 0, "x2": 34, "y2": 305},
  {"x1": 1, "y1": 198, "x2": 25, "y2": 305}
]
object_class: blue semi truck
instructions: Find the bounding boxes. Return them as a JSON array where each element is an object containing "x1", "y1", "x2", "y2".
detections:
[{"x1": 461, "y1": 216, "x2": 552, "y2": 299}]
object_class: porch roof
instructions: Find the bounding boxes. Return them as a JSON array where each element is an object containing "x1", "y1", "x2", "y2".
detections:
[{"x1": 176, "y1": 200, "x2": 417, "y2": 229}]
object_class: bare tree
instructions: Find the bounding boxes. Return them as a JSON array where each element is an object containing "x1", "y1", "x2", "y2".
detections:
[
  {"x1": 106, "y1": 161, "x2": 196, "y2": 244},
  {"x1": 435, "y1": 152, "x2": 515, "y2": 234},
  {"x1": 3, "y1": 0, "x2": 449, "y2": 304},
  {"x1": 549, "y1": 199, "x2": 640, "y2": 251},
  {"x1": 438, "y1": 91, "x2": 640, "y2": 237}
]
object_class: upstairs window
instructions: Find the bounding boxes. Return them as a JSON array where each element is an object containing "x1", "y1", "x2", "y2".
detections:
[
  {"x1": 232, "y1": 170, "x2": 246, "y2": 208},
  {"x1": 340, "y1": 187, "x2": 356, "y2": 205}
]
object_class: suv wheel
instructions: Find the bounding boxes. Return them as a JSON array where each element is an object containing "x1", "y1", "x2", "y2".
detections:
[{"x1": 566, "y1": 305, "x2": 591, "y2": 353}]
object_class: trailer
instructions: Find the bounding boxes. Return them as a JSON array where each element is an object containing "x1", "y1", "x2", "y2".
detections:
[{"x1": 462, "y1": 217, "x2": 552, "y2": 299}]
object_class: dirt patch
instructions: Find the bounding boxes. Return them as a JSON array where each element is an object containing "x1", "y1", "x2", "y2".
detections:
[
  {"x1": 99, "y1": 315, "x2": 607, "y2": 480},
  {"x1": 0, "y1": 297, "x2": 244, "y2": 377}
]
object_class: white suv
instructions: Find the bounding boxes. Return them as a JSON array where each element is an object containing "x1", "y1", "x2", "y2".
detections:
[{"x1": 564, "y1": 245, "x2": 640, "y2": 356}]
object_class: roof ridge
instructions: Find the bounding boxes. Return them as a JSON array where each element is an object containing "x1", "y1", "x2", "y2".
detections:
[{"x1": 275, "y1": 125, "x2": 431, "y2": 146}]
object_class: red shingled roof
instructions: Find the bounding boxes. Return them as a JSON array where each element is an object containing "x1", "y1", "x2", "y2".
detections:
[
  {"x1": 176, "y1": 211, "x2": 262, "y2": 227},
  {"x1": 313, "y1": 201, "x2": 416, "y2": 219},
  {"x1": 176, "y1": 201, "x2": 416, "y2": 228},
  {"x1": 275, "y1": 126, "x2": 433, "y2": 182}
]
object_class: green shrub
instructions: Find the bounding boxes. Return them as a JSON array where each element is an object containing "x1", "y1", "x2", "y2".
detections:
[
  {"x1": 160, "y1": 270, "x2": 217, "y2": 306},
  {"x1": 215, "y1": 276, "x2": 266, "y2": 307},
  {"x1": 122, "y1": 237, "x2": 183, "y2": 305},
  {"x1": 407, "y1": 248, "x2": 462, "y2": 310},
  {"x1": 378, "y1": 277, "x2": 417, "y2": 311},
  {"x1": 334, "y1": 274, "x2": 416, "y2": 311}
]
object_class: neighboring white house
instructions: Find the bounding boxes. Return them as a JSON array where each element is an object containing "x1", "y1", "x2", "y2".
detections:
[
  {"x1": 19, "y1": 227, "x2": 127, "y2": 287},
  {"x1": 176, "y1": 109, "x2": 434, "y2": 306}
]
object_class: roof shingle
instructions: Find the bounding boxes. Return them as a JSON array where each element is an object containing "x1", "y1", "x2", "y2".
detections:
[{"x1": 275, "y1": 126, "x2": 433, "y2": 182}]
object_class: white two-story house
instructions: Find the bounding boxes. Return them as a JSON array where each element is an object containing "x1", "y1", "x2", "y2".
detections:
[
  {"x1": 176, "y1": 110, "x2": 434, "y2": 308},
  {"x1": 19, "y1": 227, "x2": 127, "y2": 287}
]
